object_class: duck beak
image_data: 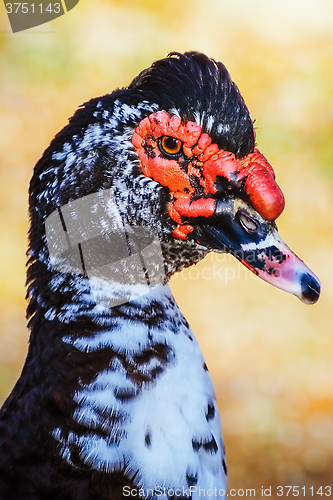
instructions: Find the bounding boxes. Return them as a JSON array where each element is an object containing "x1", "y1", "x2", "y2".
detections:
[{"x1": 189, "y1": 198, "x2": 321, "y2": 304}]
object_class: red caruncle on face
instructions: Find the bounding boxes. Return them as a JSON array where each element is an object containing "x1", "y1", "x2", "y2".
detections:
[{"x1": 132, "y1": 111, "x2": 285, "y2": 240}]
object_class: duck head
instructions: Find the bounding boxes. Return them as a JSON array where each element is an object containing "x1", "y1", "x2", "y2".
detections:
[
  {"x1": 30, "y1": 51, "x2": 320, "y2": 318},
  {"x1": 131, "y1": 108, "x2": 320, "y2": 305}
]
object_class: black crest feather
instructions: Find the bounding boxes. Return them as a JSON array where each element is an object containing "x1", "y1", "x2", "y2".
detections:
[{"x1": 129, "y1": 51, "x2": 255, "y2": 158}]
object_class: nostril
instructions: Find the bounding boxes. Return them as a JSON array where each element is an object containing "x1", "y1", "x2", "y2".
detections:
[
  {"x1": 300, "y1": 272, "x2": 321, "y2": 304},
  {"x1": 238, "y1": 211, "x2": 258, "y2": 234}
]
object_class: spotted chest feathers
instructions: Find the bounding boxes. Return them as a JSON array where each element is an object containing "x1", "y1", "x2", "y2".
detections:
[{"x1": 54, "y1": 285, "x2": 227, "y2": 496}]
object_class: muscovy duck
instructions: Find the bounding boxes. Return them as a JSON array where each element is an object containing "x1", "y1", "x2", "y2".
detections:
[{"x1": 0, "y1": 52, "x2": 320, "y2": 500}]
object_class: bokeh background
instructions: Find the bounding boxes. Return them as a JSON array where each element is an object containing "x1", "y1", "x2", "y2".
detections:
[{"x1": 0, "y1": 0, "x2": 332, "y2": 494}]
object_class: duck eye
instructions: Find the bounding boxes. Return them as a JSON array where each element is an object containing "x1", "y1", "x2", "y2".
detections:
[
  {"x1": 158, "y1": 136, "x2": 182, "y2": 156},
  {"x1": 238, "y1": 212, "x2": 258, "y2": 234}
]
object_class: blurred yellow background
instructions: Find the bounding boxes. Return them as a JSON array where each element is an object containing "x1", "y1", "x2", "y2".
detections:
[{"x1": 0, "y1": 0, "x2": 332, "y2": 494}]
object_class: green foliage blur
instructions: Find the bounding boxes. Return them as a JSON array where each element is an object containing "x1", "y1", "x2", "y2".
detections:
[{"x1": 0, "y1": 0, "x2": 333, "y2": 493}]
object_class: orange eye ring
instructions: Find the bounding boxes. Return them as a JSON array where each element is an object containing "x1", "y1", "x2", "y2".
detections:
[{"x1": 158, "y1": 136, "x2": 182, "y2": 157}]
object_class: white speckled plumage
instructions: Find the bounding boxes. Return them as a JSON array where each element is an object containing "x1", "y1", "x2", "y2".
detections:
[
  {"x1": 1, "y1": 51, "x2": 319, "y2": 500},
  {"x1": 56, "y1": 284, "x2": 226, "y2": 495}
]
